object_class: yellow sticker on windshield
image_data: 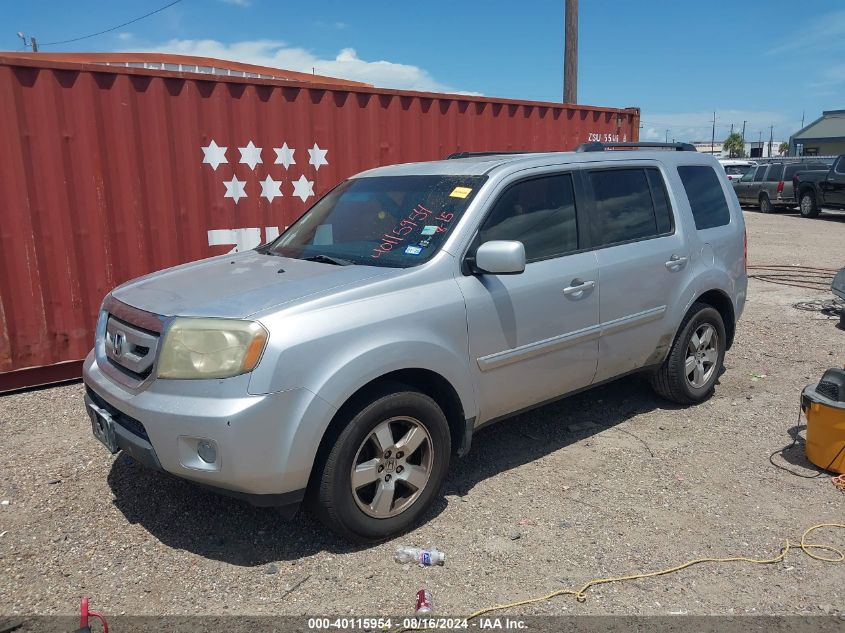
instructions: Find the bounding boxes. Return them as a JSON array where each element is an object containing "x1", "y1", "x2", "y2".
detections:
[{"x1": 449, "y1": 186, "x2": 473, "y2": 199}]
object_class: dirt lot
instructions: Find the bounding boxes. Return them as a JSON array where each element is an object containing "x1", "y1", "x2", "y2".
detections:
[{"x1": 1, "y1": 208, "x2": 844, "y2": 620}]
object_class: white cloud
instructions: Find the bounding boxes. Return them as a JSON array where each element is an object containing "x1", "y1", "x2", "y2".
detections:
[
  {"x1": 219, "y1": 0, "x2": 251, "y2": 6},
  {"x1": 768, "y1": 10, "x2": 845, "y2": 55},
  {"x1": 315, "y1": 20, "x2": 348, "y2": 30},
  {"x1": 116, "y1": 32, "x2": 133, "y2": 42},
  {"x1": 140, "y1": 38, "x2": 478, "y2": 93},
  {"x1": 809, "y1": 64, "x2": 845, "y2": 89},
  {"x1": 639, "y1": 110, "x2": 794, "y2": 143}
]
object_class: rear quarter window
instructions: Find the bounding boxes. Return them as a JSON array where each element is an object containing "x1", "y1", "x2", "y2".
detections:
[
  {"x1": 677, "y1": 165, "x2": 732, "y2": 230},
  {"x1": 765, "y1": 165, "x2": 784, "y2": 182}
]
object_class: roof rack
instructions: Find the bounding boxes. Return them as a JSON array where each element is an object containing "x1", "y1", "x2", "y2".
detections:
[
  {"x1": 445, "y1": 151, "x2": 532, "y2": 159},
  {"x1": 575, "y1": 141, "x2": 697, "y2": 152}
]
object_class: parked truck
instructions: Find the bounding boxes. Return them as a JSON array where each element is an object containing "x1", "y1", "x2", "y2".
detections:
[{"x1": 793, "y1": 155, "x2": 845, "y2": 218}]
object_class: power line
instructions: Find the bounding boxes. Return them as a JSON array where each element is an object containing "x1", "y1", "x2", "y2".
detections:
[{"x1": 40, "y1": 0, "x2": 182, "y2": 47}]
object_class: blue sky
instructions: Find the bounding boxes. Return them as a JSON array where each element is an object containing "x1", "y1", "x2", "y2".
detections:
[{"x1": 6, "y1": 0, "x2": 844, "y2": 143}]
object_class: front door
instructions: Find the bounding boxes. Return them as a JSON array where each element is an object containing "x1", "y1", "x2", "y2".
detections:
[
  {"x1": 820, "y1": 156, "x2": 845, "y2": 207},
  {"x1": 458, "y1": 171, "x2": 599, "y2": 423}
]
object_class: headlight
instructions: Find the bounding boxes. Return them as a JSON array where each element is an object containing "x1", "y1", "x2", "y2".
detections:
[{"x1": 157, "y1": 318, "x2": 269, "y2": 379}]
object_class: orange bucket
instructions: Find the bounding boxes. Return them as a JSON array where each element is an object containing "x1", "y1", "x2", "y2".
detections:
[{"x1": 802, "y1": 368, "x2": 845, "y2": 474}]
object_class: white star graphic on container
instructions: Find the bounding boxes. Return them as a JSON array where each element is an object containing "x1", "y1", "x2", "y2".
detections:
[
  {"x1": 201, "y1": 140, "x2": 228, "y2": 171},
  {"x1": 274, "y1": 143, "x2": 296, "y2": 169},
  {"x1": 238, "y1": 141, "x2": 263, "y2": 170},
  {"x1": 307, "y1": 143, "x2": 328, "y2": 171},
  {"x1": 223, "y1": 176, "x2": 247, "y2": 203},
  {"x1": 292, "y1": 174, "x2": 315, "y2": 202},
  {"x1": 260, "y1": 175, "x2": 283, "y2": 202}
]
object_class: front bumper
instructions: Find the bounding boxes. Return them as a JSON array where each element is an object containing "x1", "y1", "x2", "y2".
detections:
[{"x1": 82, "y1": 351, "x2": 336, "y2": 505}]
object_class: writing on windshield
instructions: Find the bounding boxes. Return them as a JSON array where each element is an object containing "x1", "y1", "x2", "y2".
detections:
[{"x1": 268, "y1": 174, "x2": 487, "y2": 268}]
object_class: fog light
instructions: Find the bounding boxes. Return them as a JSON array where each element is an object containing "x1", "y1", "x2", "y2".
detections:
[{"x1": 197, "y1": 440, "x2": 218, "y2": 464}]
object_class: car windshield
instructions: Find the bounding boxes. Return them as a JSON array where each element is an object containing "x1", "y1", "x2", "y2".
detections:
[{"x1": 265, "y1": 175, "x2": 487, "y2": 267}]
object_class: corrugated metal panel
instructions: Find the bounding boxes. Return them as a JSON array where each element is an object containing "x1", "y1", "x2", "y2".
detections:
[{"x1": 0, "y1": 56, "x2": 639, "y2": 391}]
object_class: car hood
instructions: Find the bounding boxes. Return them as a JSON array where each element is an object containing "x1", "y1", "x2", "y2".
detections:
[{"x1": 111, "y1": 251, "x2": 392, "y2": 318}]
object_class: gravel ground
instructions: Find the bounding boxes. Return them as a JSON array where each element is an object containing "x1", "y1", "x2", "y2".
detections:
[{"x1": 1, "y1": 208, "x2": 844, "y2": 620}]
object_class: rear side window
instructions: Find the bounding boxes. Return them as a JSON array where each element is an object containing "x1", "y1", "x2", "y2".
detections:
[
  {"x1": 836, "y1": 157, "x2": 845, "y2": 174},
  {"x1": 479, "y1": 173, "x2": 578, "y2": 261},
  {"x1": 753, "y1": 166, "x2": 767, "y2": 182},
  {"x1": 587, "y1": 168, "x2": 673, "y2": 247},
  {"x1": 677, "y1": 165, "x2": 732, "y2": 230},
  {"x1": 765, "y1": 165, "x2": 784, "y2": 182}
]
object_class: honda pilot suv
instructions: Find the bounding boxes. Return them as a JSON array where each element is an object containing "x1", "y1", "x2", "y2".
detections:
[{"x1": 83, "y1": 143, "x2": 747, "y2": 541}]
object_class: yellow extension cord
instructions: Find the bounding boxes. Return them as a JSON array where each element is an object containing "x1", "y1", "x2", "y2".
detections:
[{"x1": 398, "y1": 523, "x2": 844, "y2": 632}]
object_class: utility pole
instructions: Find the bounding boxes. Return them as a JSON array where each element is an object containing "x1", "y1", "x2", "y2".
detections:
[
  {"x1": 801, "y1": 111, "x2": 805, "y2": 128},
  {"x1": 563, "y1": 0, "x2": 578, "y2": 103},
  {"x1": 665, "y1": 129, "x2": 669, "y2": 143},
  {"x1": 31, "y1": 36, "x2": 38, "y2": 52},
  {"x1": 710, "y1": 111, "x2": 716, "y2": 155},
  {"x1": 768, "y1": 125, "x2": 774, "y2": 158}
]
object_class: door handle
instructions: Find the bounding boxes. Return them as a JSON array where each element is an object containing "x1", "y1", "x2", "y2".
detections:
[
  {"x1": 562, "y1": 279, "x2": 596, "y2": 296},
  {"x1": 665, "y1": 254, "x2": 688, "y2": 270}
]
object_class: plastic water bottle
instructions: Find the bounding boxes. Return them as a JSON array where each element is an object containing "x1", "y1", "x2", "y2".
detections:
[{"x1": 394, "y1": 546, "x2": 446, "y2": 566}]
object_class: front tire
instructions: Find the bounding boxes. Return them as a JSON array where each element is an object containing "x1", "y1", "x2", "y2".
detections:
[
  {"x1": 799, "y1": 190, "x2": 820, "y2": 218},
  {"x1": 650, "y1": 303, "x2": 726, "y2": 405},
  {"x1": 311, "y1": 387, "x2": 451, "y2": 542}
]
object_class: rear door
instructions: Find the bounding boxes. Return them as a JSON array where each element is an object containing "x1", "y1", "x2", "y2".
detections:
[
  {"x1": 764, "y1": 164, "x2": 784, "y2": 204},
  {"x1": 584, "y1": 164, "x2": 693, "y2": 382}
]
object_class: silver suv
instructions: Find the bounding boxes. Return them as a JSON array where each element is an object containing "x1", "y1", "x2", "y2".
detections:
[{"x1": 83, "y1": 143, "x2": 747, "y2": 541}]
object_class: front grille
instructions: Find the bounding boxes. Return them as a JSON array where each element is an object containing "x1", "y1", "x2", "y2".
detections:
[
  {"x1": 86, "y1": 387, "x2": 150, "y2": 442},
  {"x1": 105, "y1": 314, "x2": 160, "y2": 380}
]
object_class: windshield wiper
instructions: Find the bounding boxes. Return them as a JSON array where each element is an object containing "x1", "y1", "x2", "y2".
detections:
[{"x1": 303, "y1": 254, "x2": 353, "y2": 266}]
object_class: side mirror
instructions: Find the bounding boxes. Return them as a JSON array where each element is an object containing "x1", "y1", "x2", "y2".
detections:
[{"x1": 474, "y1": 240, "x2": 526, "y2": 275}]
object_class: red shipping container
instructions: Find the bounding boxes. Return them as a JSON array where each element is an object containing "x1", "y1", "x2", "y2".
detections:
[{"x1": 0, "y1": 54, "x2": 639, "y2": 391}]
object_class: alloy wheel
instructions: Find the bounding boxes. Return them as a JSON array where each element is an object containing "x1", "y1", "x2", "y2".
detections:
[
  {"x1": 350, "y1": 416, "x2": 433, "y2": 518},
  {"x1": 685, "y1": 323, "x2": 718, "y2": 389},
  {"x1": 800, "y1": 195, "x2": 813, "y2": 215}
]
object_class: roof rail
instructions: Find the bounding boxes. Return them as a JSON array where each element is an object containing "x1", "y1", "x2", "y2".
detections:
[
  {"x1": 445, "y1": 151, "x2": 532, "y2": 159},
  {"x1": 575, "y1": 141, "x2": 697, "y2": 152}
]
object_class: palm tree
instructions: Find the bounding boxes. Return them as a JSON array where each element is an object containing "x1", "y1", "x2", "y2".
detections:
[
  {"x1": 778, "y1": 142, "x2": 789, "y2": 156},
  {"x1": 722, "y1": 132, "x2": 745, "y2": 158}
]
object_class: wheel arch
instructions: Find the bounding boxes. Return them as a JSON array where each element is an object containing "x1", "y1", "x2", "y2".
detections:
[
  {"x1": 691, "y1": 289, "x2": 736, "y2": 350},
  {"x1": 306, "y1": 367, "x2": 471, "y2": 495}
]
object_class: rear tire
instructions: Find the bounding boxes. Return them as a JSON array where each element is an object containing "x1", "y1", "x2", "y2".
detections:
[
  {"x1": 650, "y1": 303, "x2": 726, "y2": 405},
  {"x1": 759, "y1": 194, "x2": 773, "y2": 214},
  {"x1": 311, "y1": 386, "x2": 451, "y2": 542},
  {"x1": 799, "y1": 190, "x2": 820, "y2": 218}
]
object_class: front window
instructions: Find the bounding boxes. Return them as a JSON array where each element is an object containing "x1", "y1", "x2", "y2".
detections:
[
  {"x1": 739, "y1": 168, "x2": 756, "y2": 182},
  {"x1": 265, "y1": 175, "x2": 487, "y2": 267}
]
